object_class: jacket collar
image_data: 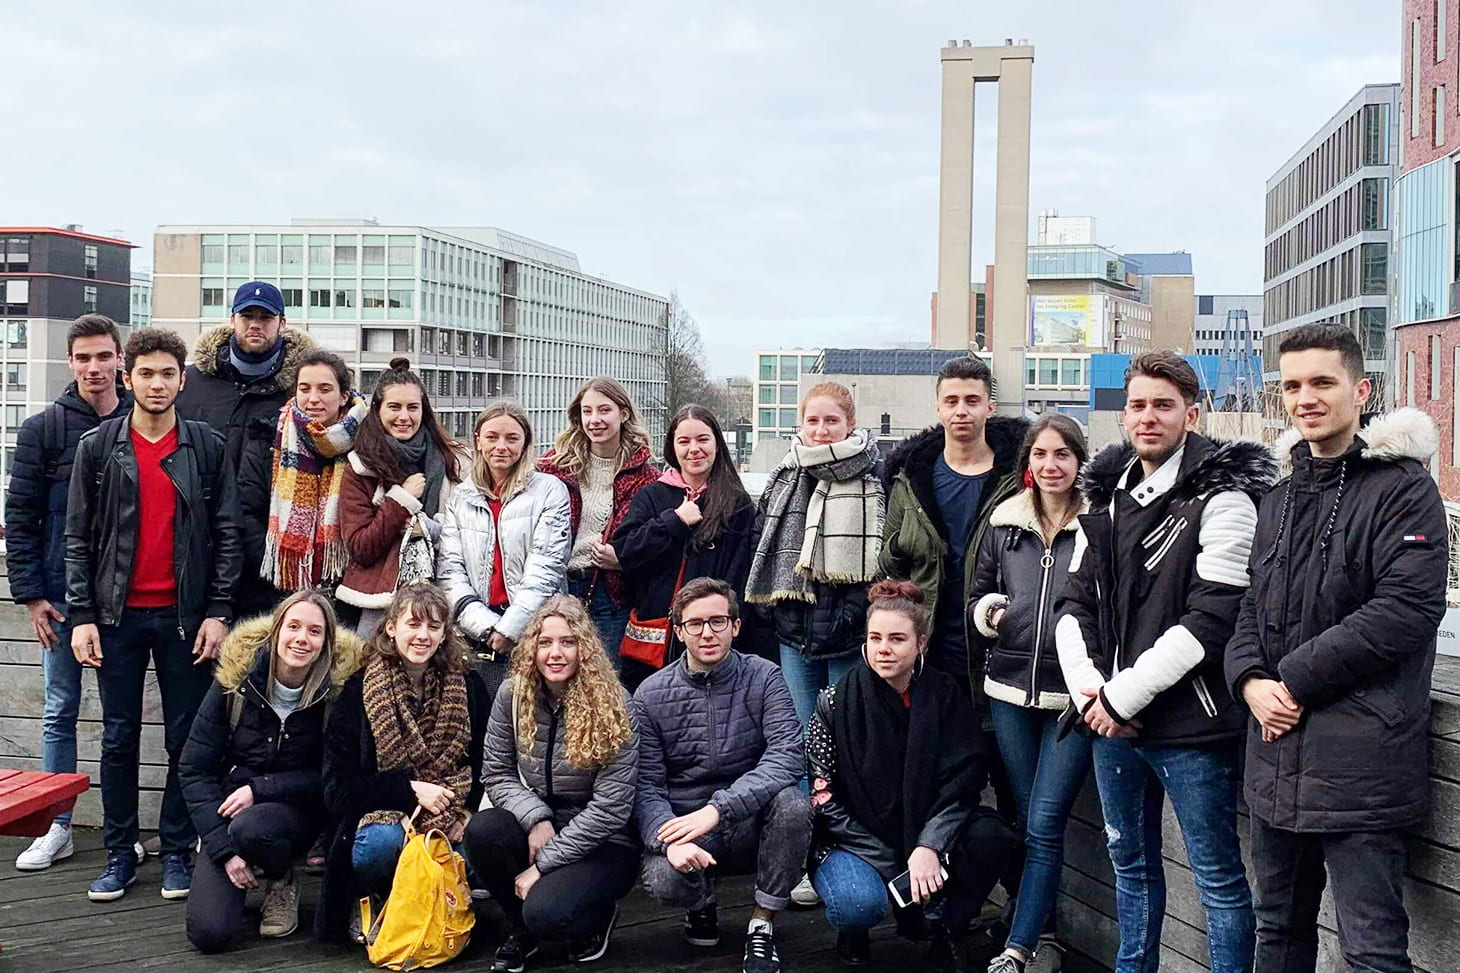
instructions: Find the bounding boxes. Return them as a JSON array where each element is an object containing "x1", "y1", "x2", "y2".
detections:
[
  {"x1": 881, "y1": 415, "x2": 1029, "y2": 537},
  {"x1": 214, "y1": 613, "x2": 366, "y2": 700},
  {"x1": 107, "y1": 413, "x2": 199, "y2": 450},
  {"x1": 1273, "y1": 407, "x2": 1441, "y2": 477},
  {"x1": 674, "y1": 647, "x2": 745, "y2": 687},
  {"x1": 189, "y1": 325, "x2": 316, "y2": 395},
  {"x1": 1081, "y1": 432, "x2": 1277, "y2": 510},
  {"x1": 57, "y1": 380, "x2": 131, "y2": 418},
  {"x1": 988, "y1": 488, "x2": 1088, "y2": 530}
]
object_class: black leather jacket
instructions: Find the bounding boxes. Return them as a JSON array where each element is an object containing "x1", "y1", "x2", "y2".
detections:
[{"x1": 64, "y1": 415, "x2": 242, "y2": 632}]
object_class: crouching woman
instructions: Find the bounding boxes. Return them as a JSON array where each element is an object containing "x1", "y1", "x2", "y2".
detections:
[
  {"x1": 315, "y1": 582, "x2": 491, "y2": 943},
  {"x1": 465, "y1": 595, "x2": 640, "y2": 972},
  {"x1": 180, "y1": 590, "x2": 364, "y2": 953},
  {"x1": 805, "y1": 580, "x2": 1020, "y2": 969}
]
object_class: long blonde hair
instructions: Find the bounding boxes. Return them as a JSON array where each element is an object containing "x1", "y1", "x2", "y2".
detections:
[
  {"x1": 550, "y1": 377, "x2": 651, "y2": 478},
  {"x1": 511, "y1": 595, "x2": 633, "y2": 769},
  {"x1": 472, "y1": 399, "x2": 535, "y2": 502}
]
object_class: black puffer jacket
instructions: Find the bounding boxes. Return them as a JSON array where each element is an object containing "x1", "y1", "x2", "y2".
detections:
[
  {"x1": 1226, "y1": 410, "x2": 1448, "y2": 832},
  {"x1": 5, "y1": 383, "x2": 131, "y2": 606},
  {"x1": 631, "y1": 650, "x2": 802, "y2": 852},
  {"x1": 968, "y1": 489, "x2": 1084, "y2": 710},
  {"x1": 174, "y1": 326, "x2": 315, "y2": 613},
  {"x1": 1056, "y1": 433, "x2": 1276, "y2": 745},
  {"x1": 64, "y1": 415, "x2": 242, "y2": 631},
  {"x1": 178, "y1": 615, "x2": 366, "y2": 866},
  {"x1": 316, "y1": 666, "x2": 490, "y2": 942}
]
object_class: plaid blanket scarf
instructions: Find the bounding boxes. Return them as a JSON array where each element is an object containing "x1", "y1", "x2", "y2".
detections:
[
  {"x1": 262, "y1": 394, "x2": 369, "y2": 589},
  {"x1": 746, "y1": 431, "x2": 883, "y2": 605}
]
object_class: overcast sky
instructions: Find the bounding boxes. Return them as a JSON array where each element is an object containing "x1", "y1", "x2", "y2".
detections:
[{"x1": 9, "y1": 1, "x2": 1398, "y2": 376}]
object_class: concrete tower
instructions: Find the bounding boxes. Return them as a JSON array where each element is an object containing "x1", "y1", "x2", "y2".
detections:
[{"x1": 935, "y1": 39, "x2": 1034, "y2": 411}]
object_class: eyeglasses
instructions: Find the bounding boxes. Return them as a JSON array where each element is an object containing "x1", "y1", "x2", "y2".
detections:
[{"x1": 678, "y1": 615, "x2": 733, "y2": 635}]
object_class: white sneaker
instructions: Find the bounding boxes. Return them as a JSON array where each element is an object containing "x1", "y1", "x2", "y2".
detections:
[
  {"x1": 16, "y1": 821, "x2": 74, "y2": 871},
  {"x1": 790, "y1": 873, "x2": 821, "y2": 907}
]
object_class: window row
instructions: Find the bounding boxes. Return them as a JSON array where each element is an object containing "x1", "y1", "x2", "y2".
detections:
[
  {"x1": 1266, "y1": 101, "x2": 1391, "y2": 233},
  {"x1": 1263, "y1": 243, "x2": 1388, "y2": 326},
  {"x1": 1264, "y1": 177, "x2": 1387, "y2": 280}
]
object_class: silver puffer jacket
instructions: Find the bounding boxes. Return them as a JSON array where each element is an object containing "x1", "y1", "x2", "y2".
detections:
[{"x1": 437, "y1": 471, "x2": 572, "y2": 640}]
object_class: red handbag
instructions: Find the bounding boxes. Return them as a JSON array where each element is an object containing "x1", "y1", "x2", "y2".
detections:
[{"x1": 619, "y1": 559, "x2": 686, "y2": 669}]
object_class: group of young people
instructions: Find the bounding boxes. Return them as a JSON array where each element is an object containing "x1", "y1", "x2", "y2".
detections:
[{"x1": 3, "y1": 277, "x2": 1446, "y2": 973}]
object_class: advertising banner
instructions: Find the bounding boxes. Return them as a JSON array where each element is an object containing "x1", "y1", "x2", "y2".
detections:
[{"x1": 1030, "y1": 294, "x2": 1105, "y2": 347}]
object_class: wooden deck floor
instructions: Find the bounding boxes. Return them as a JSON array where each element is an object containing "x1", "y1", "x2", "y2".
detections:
[{"x1": 0, "y1": 829, "x2": 1106, "y2": 972}]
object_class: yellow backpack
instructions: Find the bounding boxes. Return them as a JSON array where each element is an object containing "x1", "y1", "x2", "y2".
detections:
[{"x1": 360, "y1": 811, "x2": 475, "y2": 970}]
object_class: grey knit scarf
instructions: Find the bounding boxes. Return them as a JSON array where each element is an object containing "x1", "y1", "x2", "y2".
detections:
[{"x1": 745, "y1": 431, "x2": 883, "y2": 605}]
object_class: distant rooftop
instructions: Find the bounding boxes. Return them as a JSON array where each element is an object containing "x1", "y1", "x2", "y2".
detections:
[
  {"x1": 1123, "y1": 251, "x2": 1194, "y2": 276},
  {"x1": 817, "y1": 348, "x2": 971, "y2": 376}
]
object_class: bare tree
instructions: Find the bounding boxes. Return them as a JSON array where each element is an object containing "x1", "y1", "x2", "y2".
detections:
[{"x1": 657, "y1": 289, "x2": 716, "y2": 420}]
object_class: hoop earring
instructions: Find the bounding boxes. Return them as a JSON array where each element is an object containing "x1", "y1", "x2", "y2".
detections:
[
  {"x1": 861, "y1": 642, "x2": 871, "y2": 668},
  {"x1": 914, "y1": 654, "x2": 925, "y2": 680}
]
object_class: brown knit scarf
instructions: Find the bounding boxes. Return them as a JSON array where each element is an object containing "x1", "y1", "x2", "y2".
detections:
[{"x1": 361, "y1": 656, "x2": 472, "y2": 838}]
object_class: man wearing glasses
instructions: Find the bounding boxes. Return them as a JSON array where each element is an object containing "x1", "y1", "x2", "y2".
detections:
[{"x1": 633, "y1": 577, "x2": 811, "y2": 973}]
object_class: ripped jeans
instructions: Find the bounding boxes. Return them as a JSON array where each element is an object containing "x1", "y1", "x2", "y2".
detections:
[{"x1": 1091, "y1": 737, "x2": 1254, "y2": 973}]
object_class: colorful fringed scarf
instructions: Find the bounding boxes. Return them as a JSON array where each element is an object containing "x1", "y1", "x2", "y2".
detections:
[{"x1": 262, "y1": 394, "x2": 369, "y2": 589}]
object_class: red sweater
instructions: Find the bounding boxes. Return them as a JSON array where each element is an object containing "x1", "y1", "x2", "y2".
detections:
[{"x1": 127, "y1": 426, "x2": 178, "y2": 607}]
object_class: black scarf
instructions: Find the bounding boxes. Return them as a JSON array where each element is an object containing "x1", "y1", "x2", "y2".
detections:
[
  {"x1": 830, "y1": 664, "x2": 985, "y2": 862},
  {"x1": 385, "y1": 429, "x2": 446, "y2": 517}
]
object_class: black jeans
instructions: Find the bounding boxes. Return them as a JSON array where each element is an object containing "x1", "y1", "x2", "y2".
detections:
[
  {"x1": 186, "y1": 801, "x2": 318, "y2": 954},
  {"x1": 641, "y1": 784, "x2": 813, "y2": 912},
  {"x1": 464, "y1": 808, "x2": 639, "y2": 941},
  {"x1": 95, "y1": 606, "x2": 214, "y2": 854},
  {"x1": 1250, "y1": 816, "x2": 1414, "y2": 973}
]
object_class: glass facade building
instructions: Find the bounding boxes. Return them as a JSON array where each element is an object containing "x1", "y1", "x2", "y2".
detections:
[
  {"x1": 153, "y1": 222, "x2": 670, "y2": 448},
  {"x1": 753, "y1": 349, "x2": 822, "y2": 444},
  {"x1": 1262, "y1": 85, "x2": 1399, "y2": 387},
  {"x1": 1393, "y1": 156, "x2": 1453, "y2": 326}
]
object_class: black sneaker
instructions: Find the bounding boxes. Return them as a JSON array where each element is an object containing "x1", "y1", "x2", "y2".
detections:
[
  {"x1": 491, "y1": 926, "x2": 540, "y2": 973},
  {"x1": 568, "y1": 905, "x2": 618, "y2": 963},
  {"x1": 684, "y1": 904, "x2": 720, "y2": 947},
  {"x1": 836, "y1": 929, "x2": 871, "y2": 966},
  {"x1": 743, "y1": 926, "x2": 780, "y2": 973},
  {"x1": 87, "y1": 850, "x2": 138, "y2": 902}
]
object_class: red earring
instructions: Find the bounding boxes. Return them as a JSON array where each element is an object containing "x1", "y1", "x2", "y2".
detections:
[{"x1": 1023, "y1": 469, "x2": 1034, "y2": 489}]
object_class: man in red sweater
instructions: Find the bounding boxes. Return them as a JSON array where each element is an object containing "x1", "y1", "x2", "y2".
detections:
[{"x1": 65, "y1": 328, "x2": 242, "y2": 904}]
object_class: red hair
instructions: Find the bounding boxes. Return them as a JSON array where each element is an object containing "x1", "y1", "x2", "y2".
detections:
[{"x1": 866, "y1": 579, "x2": 928, "y2": 640}]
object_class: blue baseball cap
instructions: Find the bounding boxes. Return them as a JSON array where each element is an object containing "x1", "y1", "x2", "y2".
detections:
[{"x1": 232, "y1": 281, "x2": 285, "y2": 316}]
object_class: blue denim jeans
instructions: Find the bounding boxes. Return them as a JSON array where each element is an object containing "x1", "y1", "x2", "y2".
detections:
[
  {"x1": 1092, "y1": 738, "x2": 1255, "y2": 973},
  {"x1": 812, "y1": 850, "x2": 889, "y2": 932},
  {"x1": 95, "y1": 606, "x2": 214, "y2": 854},
  {"x1": 778, "y1": 645, "x2": 859, "y2": 726},
  {"x1": 41, "y1": 623, "x2": 81, "y2": 827},
  {"x1": 989, "y1": 700, "x2": 1094, "y2": 955},
  {"x1": 353, "y1": 821, "x2": 468, "y2": 898},
  {"x1": 568, "y1": 574, "x2": 629, "y2": 672}
]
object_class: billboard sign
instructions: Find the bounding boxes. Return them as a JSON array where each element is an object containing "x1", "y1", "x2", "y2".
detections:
[{"x1": 1030, "y1": 294, "x2": 1104, "y2": 347}]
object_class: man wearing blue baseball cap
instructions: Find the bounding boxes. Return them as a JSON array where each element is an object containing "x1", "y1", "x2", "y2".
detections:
[{"x1": 175, "y1": 282, "x2": 315, "y2": 616}]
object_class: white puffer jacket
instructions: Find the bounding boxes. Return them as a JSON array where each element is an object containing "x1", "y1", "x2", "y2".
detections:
[{"x1": 436, "y1": 471, "x2": 572, "y2": 640}]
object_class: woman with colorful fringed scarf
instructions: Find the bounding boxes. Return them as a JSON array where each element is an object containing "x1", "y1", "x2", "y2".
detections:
[{"x1": 261, "y1": 350, "x2": 371, "y2": 597}]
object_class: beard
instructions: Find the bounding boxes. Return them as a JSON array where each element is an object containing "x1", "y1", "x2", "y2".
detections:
[{"x1": 134, "y1": 396, "x2": 177, "y2": 416}]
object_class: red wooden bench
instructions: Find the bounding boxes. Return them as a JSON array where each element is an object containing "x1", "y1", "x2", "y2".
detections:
[
  {"x1": 0, "y1": 769, "x2": 90, "y2": 838},
  {"x1": 0, "y1": 769, "x2": 89, "y2": 953}
]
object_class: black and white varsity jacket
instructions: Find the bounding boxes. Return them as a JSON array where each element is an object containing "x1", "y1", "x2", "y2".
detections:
[{"x1": 1055, "y1": 432, "x2": 1277, "y2": 745}]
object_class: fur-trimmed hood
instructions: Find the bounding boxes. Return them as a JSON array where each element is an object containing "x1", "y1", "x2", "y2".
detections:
[
  {"x1": 190, "y1": 325, "x2": 316, "y2": 395},
  {"x1": 988, "y1": 488, "x2": 1088, "y2": 532},
  {"x1": 1272, "y1": 407, "x2": 1440, "y2": 477},
  {"x1": 1080, "y1": 433, "x2": 1277, "y2": 511},
  {"x1": 881, "y1": 415, "x2": 1029, "y2": 536},
  {"x1": 213, "y1": 613, "x2": 366, "y2": 697}
]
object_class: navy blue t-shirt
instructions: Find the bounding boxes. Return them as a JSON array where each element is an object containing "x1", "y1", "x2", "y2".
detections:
[{"x1": 931, "y1": 455, "x2": 988, "y2": 678}]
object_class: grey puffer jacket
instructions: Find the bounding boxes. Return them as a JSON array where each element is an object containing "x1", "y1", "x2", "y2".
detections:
[
  {"x1": 632, "y1": 649, "x2": 803, "y2": 852},
  {"x1": 482, "y1": 678, "x2": 639, "y2": 873},
  {"x1": 437, "y1": 471, "x2": 572, "y2": 641}
]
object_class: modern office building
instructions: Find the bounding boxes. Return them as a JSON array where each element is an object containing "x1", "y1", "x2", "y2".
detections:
[
  {"x1": 1193, "y1": 295, "x2": 1264, "y2": 354},
  {"x1": 1263, "y1": 84, "x2": 1399, "y2": 395},
  {"x1": 752, "y1": 348, "x2": 822, "y2": 446},
  {"x1": 131, "y1": 271, "x2": 151, "y2": 328},
  {"x1": 0, "y1": 226, "x2": 136, "y2": 483},
  {"x1": 151, "y1": 220, "x2": 670, "y2": 448}
]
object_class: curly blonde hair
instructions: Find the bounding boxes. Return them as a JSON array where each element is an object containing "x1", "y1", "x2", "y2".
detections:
[{"x1": 510, "y1": 595, "x2": 633, "y2": 769}]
